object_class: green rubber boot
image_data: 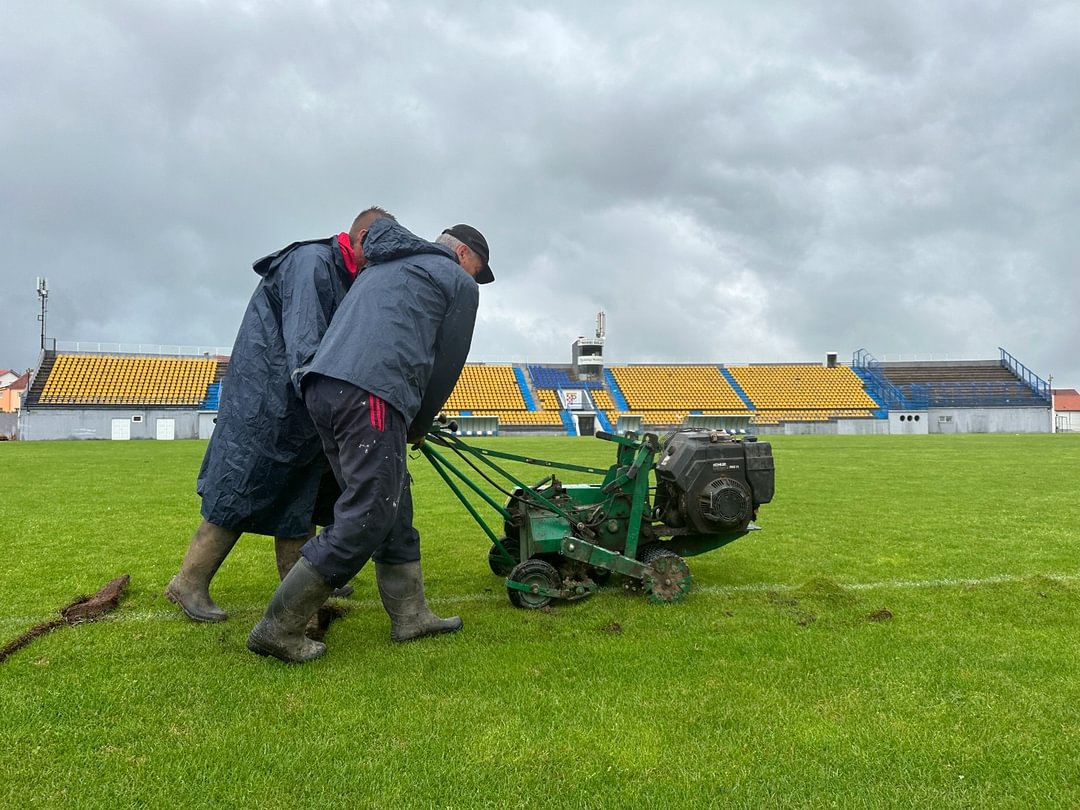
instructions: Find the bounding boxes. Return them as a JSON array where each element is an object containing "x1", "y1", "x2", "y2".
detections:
[
  {"x1": 164, "y1": 521, "x2": 241, "y2": 622},
  {"x1": 246, "y1": 558, "x2": 334, "y2": 663},
  {"x1": 375, "y1": 560, "x2": 462, "y2": 643},
  {"x1": 273, "y1": 536, "x2": 306, "y2": 581},
  {"x1": 276, "y1": 536, "x2": 353, "y2": 598}
]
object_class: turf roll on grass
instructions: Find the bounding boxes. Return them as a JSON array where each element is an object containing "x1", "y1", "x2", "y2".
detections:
[{"x1": 0, "y1": 574, "x2": 130, "y2": 663}]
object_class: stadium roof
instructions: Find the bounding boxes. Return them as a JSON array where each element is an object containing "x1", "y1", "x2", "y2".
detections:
[{"x1": 1053, "y1": 389, "x2": 1080, "y2": 411}]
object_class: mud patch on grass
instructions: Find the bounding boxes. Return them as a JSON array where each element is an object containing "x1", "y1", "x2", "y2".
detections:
[
  {"x1": 305, "y1": 603, "x2": 350, "y2": 642},
  {"x1": 866, "y1": 608, "x2": 893, "y2": 622},
  {"x1": 766, "y1": 591, "x2": 817, "y2": 627},
  {"x1": 599, "y1": 621, "x2": 623, "y2": 635}
]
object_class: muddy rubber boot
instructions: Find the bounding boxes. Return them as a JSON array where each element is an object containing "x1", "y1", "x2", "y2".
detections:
[
  {"x1": 275, "y1": 537, "x2": 350, "y2": 638},
  {"x1": 274, "y1": 537, "x2": 305, "y2": 581},
  {"x1": 276, "y1": 536, "x2": 353, "y2": 598},
  {"x1": 375, "y1": 560, "x2": 463, "y2": 642},
  {"x1": 164, "y1": 522, "x2": 241, "y2": 622},
  {"x1": 246, "y1": 557, "x2": 334, "y2": 663}
]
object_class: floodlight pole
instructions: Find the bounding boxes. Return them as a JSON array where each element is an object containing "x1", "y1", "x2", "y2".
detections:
[{"x1": 36, "y1": 276, "x2": 49, "y2": 349}]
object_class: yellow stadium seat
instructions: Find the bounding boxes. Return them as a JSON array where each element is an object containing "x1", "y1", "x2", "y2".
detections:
[
  {"x1": 38, "y1": 354, "x2": 219, "y2": 406},
  {"x1": 609, "y1": 366, "x2": 748, "y2": 412}
]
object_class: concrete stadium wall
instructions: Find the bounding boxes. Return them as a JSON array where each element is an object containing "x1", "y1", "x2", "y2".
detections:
[
  {"x1": 731, "y1": 408, "x2": 1049, "y2": 436},
  {"x1": 198, "y1": 411, "x2": 218, "y2": 440},
  {"x1": 19, "y1": 409, "x2": 201, "y2": 440},
  {"x1": 836, "y1": 418, "x2": 892, "y2": 436},
  {"x1": 927, "y1": 407, "x2": 1051, "y2": 434},
  {"x1": 889, "y1": 411, "x2": 930, "y2": 435},
  {"x1": 0, "y1": 412, "x2": 17, "y2": 438},
  {"x1": 13, "y1": 406, "x2": 1052, "y2": 440},
  {"x1": 751, "y1": 419, "x2": 891, "y2": 436}
]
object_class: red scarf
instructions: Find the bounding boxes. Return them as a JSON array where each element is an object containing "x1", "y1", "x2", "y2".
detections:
[{"x1": 337, "y1": 232, "x2": 359, "y2": 278}]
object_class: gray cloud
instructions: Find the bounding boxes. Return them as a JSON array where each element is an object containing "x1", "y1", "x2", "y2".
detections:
[{"x1": 2, "y1": 0, "x2": 1077, "y2": 388}]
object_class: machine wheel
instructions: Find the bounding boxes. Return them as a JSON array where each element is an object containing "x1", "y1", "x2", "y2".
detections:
[
  {"x1": 487, "y1": 537, "x2": 519, "y2": 577},
  {"x1": 640, "y1": 545, "x2": 693, "y2": 604},
  {"x1": 507, "y1": 559, "x2": 561, "y2": 610}
]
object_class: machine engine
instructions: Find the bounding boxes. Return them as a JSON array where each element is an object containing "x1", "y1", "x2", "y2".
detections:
[{"x1": 653, "y1": 431, "x2": 774, "y2": 533}]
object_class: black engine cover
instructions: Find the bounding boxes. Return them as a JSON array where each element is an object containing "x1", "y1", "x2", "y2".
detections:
[{"x1": 654, "y1": 431, "x2": 774, "y2": 533}]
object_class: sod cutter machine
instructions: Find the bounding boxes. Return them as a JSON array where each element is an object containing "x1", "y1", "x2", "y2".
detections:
[{"x1": 420, "y1": 418, "x2": 775, "y2": 609}]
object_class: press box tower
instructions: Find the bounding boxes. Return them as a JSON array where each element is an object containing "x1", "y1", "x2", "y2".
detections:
[{"x1": 571, "y1": 311, "x2": 606, "y2": 380}]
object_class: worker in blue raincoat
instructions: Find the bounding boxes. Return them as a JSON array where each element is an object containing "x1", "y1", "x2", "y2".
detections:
[
  {"x1": 247, "y1": 218, "x2": 493, "y2": 663},
  {"x1": 165, "y1": 207, "x2": 395, "y2": 622}
]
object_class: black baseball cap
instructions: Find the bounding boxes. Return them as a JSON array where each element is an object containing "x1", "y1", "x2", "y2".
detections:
[{"x1": 443, "y1": 224, "x2": 494, "y2": 284}]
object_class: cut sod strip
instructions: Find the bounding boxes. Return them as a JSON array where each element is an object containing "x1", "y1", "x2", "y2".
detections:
[{"x1": 0, "y1": 575, "x2": 130, "y2": 663}]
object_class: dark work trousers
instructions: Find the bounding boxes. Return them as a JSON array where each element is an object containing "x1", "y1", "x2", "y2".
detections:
[
  {"x1": 311, "y1": 468, "x2": 342, "y2": 528},
  {"x1": 300, "y1": 374, "x2": 421, "y2": 588}
]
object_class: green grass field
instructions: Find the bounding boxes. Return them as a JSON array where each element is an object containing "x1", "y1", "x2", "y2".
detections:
[{"x1": 2, "y1": 434, "x2": 1079, "y2": 808}]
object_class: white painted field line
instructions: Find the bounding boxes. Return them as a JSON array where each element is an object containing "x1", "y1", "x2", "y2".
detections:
[
  {"x1": 697, "y1": 571, "x2": 1080, "y2": 595},
  {"x1": 3, "y1": 571, "x2": 1077, "y2": 630}
]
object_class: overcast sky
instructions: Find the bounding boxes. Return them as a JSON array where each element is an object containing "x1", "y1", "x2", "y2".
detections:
[{"x1": 2, "y1": 1, "x2": 1078, "y2": 388}]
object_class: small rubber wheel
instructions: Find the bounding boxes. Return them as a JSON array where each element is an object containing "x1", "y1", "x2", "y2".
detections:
[{"x1": 507, "y1": 559, "x2": 561, "y2": 609}]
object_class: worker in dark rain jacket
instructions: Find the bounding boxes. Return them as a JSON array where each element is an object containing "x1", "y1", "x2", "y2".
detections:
[
  {"x1": 247, "y1": 218, "x2": 493, "y2": 663},
  {"x1": 165, "y1": 207, "x2": 396, "y2": 623}
]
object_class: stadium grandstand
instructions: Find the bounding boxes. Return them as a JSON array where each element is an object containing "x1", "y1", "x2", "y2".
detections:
[
  {"x1": 38, "y1": 354, "x2": 218, "y2": 407},
  {"x1": 17, "y1": 342, "x2": 229, "y2": 441},
  {"x1": 10, "y1": 336, "x2": 1055, "y2": 440}
]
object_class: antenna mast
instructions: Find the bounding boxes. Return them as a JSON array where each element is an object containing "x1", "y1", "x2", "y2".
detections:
[{"x1": 36, "y1": 277, "x2": 49, "y2": 349}]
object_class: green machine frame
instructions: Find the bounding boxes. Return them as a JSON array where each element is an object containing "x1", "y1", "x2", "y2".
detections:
[{"x1": 421, "y1": 421, "x2": 759, "y2": 608}]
